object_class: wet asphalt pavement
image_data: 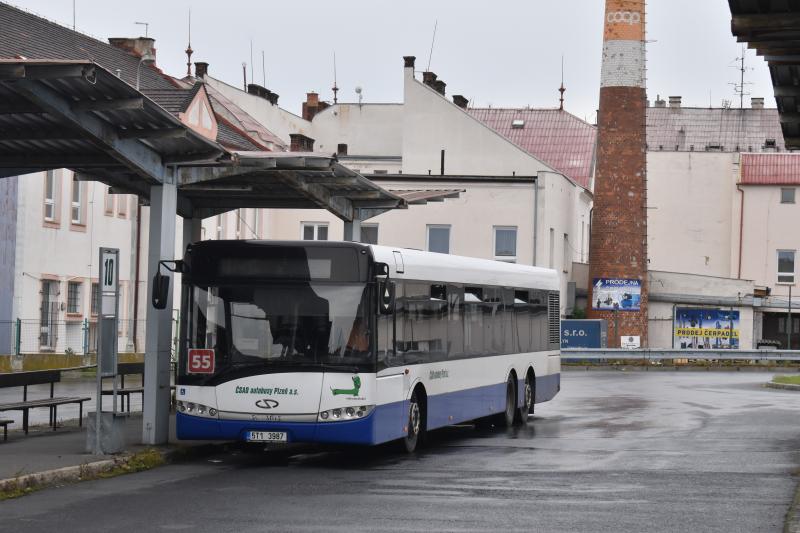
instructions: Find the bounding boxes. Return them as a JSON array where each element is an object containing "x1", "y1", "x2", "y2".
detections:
[{"x1": 2, "y1": 370, "x2": 800, "y2": 533}]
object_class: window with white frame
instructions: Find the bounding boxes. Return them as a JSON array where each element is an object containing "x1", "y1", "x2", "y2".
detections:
[
  {"x1": 302, "y1": 222, "x2": 328, "y2": 241},
  {"x1": 427, "y1": 225, "x2": 450, "y2": 254},
  {"x1": 493, "y1": 226, "x2": 517, "y2": 262},
  {"x1": 67, "y1": 281, "x2": 81, "y2": 314},
  {"x1": 778, "y1": 250, "x2": 796, "y2": 284},
  {"x1": 781, "y1": 188, "x2": 796, "y2": 204},
  {"x1": 360, "y1": 224, "x2": 378, "y2": 245},
  {"x1": 44, "y1": 170, "x2": 56, "y2": 221},
  {"x1": 71, "y1": 177, "x2": 82, "y2": 224}
]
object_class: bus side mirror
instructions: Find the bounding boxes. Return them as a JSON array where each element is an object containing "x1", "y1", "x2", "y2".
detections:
[
  {"x1": 152, "y1": 271, "x2": 170, "y2": 310},
  {"x1": 378, "y1": 280, "x2": 395, "y2": 315}
]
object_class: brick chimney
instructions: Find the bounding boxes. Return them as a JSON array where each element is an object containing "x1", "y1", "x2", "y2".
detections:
[
  {"x1": 194, "y1": 61, "x2": 209, "y2": 78},
  {"x1": 452, "y1": 95, "x2": 468, "y2": 109},
  {"x1": 248, "y1": 83, "x2": 280, "y2": 105},
  {"x1": 422, "y1": 71, "x2": 437, "y2": 87},
  {"x1": 403, "y1": 56, "x2": 416, "y2": 69},
  {"x1": 109, "y1": 37, "x2": 156, "y2": 63},
  {"x1": 302, "y1": 92, "x2": 328, "y2": 121},
  {"x1": 433, "y1": 79, "x2": 446, "y2": 96},
  {"x1": 290, "y1": 133, "x2": 315, "y2": 152}
]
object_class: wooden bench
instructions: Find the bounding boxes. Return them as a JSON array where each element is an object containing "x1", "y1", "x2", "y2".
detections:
[
  {"x1": 100, "y1": 362, "x2": 144, "y2": 413},
  {"x1": 0, "y1": 419, "x2": 12, "y2": 442},
  {"x1": 0, "y1": 370, "x2": 90, "y2": 434}
]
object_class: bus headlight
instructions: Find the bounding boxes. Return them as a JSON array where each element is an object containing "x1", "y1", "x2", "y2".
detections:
[
  {"x1": 318, "y1": 405, "x2": 375, "y2": 422},
  {"x1": 177, "y1": 401, "x2": 218, "y2": 419}
]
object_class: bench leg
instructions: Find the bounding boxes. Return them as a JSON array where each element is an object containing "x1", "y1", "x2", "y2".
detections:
[
  {"x1": 23, "y1": 409, "x2": 28, "y2": 435},
  {"x1": 53, "y1": 405, "x2": 58, "y2": 431},
  {"x1": 79, "y1": 402, "x2": 83, "y2": 427}
]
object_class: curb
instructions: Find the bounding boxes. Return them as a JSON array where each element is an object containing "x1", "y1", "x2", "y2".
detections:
[
  {"x1": 786, "y1": 479, "x2": 800, "y2": 533},
  {"x1": 766, "y1": 382, "x2": 800, "y2": 391},
  {"x1": 0, "y1": 443, "x2": 229, "y2": 498},
  {"x1": 0, "y1": 456, "x2": 121, "y2": 494}
]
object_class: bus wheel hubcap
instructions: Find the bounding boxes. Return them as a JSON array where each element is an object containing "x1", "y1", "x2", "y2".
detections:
[
  {"x1": 524, "y1": 381, "x2": 532, "y2": 409},
  {"x1": 409, "y1": 402, "x2": 420, "y2": 436}
]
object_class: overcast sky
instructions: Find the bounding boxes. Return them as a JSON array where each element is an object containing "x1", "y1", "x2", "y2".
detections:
[{"x1": 10, "y1": 0, "x2": 774, "y2": 123}]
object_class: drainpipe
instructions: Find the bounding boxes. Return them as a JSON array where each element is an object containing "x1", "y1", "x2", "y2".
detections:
[
  {"x1": 532, "y1": 177, "x2": 539, "y2": 266},
  {"x1": 737, "y1": 185, "x2": 745, "y2": 279},
  {"x1": 132, "y1": 202, "x2": 142, "y2": 352}
]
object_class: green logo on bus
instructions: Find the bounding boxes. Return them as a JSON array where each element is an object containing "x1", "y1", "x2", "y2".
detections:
[{"x1": 331, "y1": 375, "x2": 361, "y2": 396}]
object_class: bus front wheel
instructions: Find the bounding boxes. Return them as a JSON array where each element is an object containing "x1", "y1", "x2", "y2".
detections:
[{"x1": 403, "y1": 389, "x2": 424, "y2": 453}]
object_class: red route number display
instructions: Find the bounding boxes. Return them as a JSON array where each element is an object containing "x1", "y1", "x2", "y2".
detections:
[{"x1": 188, "y1": 349, "x2": 215, "y2": 374}]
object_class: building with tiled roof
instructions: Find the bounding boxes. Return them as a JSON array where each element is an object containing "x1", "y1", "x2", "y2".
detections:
[{"x1": 468, "y1": 108, "x2": 597, "y2": 189}]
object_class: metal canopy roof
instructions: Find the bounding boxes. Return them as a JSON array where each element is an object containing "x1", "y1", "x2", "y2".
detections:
[
  {"x1": 0, "y1": 60, "x2": 460, "y2": 221},
  {"x1": 730, "y1": 0, "x2": 800, "y2": 149}
]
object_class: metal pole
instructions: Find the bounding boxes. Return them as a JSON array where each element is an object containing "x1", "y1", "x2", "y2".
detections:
[
  {"x1": 14, "y1": 318, "x2": 20, "y2": 356},
  {"x1": 788, "y1": 284, "x2": 793, "y2": 350}
]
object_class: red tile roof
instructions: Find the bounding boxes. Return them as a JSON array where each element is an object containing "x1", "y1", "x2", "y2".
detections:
[
  {"x1": 468, "y1": 108, "x2": 596, "y2": 189},
  {"x1": 741, "y1": 153, "x2": 800, "y2": 185}
]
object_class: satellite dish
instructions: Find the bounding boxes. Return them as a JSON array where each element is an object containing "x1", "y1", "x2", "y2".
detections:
[{"x1": 354, "y1": 86, "x2": 362, "y2": 94}]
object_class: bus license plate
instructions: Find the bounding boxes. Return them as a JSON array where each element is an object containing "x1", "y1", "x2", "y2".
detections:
[{"x1": 246, "y1": 431, "x2": 287, "y2": 443}]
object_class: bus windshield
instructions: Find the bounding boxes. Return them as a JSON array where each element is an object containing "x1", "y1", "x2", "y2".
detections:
[{"x1": 185, "y1": 282, "x2": 373, "y2": 377}]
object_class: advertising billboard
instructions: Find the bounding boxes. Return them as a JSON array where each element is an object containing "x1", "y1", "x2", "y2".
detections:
[
  {"x1": 673, "y1": 308, "x2": 740, "y2": 349},
  {"x1": 561, "y1": 319, "x2": 608, "y2": 349},
  {"x1": 592, "y1": 278, "x2": 642, "y2": 312}
]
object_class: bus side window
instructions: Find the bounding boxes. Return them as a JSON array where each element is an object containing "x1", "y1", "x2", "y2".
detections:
[
  {"x1": 531, "y1": 290, "x2": 549, "y2": 352},
  {"x1": 447, "y1": 285, "x2": 464, "y2": 359},
  {"x1": 464, "y1": 287, "x2": 484, "y2": 356},
  {"x1": 514, "y1": 290, "x2": 533, "y2": 353}
]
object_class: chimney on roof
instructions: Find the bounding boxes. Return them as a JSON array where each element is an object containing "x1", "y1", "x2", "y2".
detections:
[
  {"x1": 422, "y1": 71, "x2": 437, "y2": 86},
  {"x1": 453, "y1": 95, "x2": 468, "y2": 109},
  {"x1": 433, "y1": 79, "x2": 446, "y2": 96},
  {"x1": 403, "y1": 56, "x2": 416, "y2": 69},
  {"x1": 751, "y1": 97, "x2": 765, "y2": 110},
  {"x1": 290, "y1": 133, "x2": 315, "y2": 152},
  {"x1": 109, "y1": 37, "x2": 157, "y2": 63},
  {"x1": 302, "y1": 92, "x2": 328, "y2": 121},
  {"x1": 248, "y1": 83, "x2": 280, "y2": 105},
  {"x1": 194, "y1": 61, "x2": 209, "y2": 78},
  {"x1": 654, "y1": 96, "x2": 666, "y2": 108},
  {"x1": 669, "y1": 96, "x2": 682, "y2": 109}
]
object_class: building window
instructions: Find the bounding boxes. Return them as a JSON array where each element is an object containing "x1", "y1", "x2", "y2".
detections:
[
  {"x1": 493, "y1": 226, "x2": 517, "y2": 262},
  {"x1": 117, "y1": 194, "x2": 128, "y2": 217},
  {"x1": 427, "y1": 225, "x2": 450, "y2": 254},
  {"x1": 781, "y1": 188, "x2": 796, "y2": 204},
  {"x1": 70, "y1": 177, "x2": 82, "y2": 224},
  {"x1": 67, "y1": 281, "x2": 81, "y2": 314},
  {"x1": 104, "y1": 186, "x2": 114, "y2": 215},
  {"x1": 563, "y1": 233, "x2": 570, "y2": 273},
  {"x1": 302, "y1": 222, "x2": 328, "y2": 241},
  {"x1": 91, "y1": 282, "x2": 99, "y2": 316},
  {"x1": 360, "y1": 224, "x2": 379, "y2": 245},
  {"x1": 778, "y1": 250, "x2": 796, "y2": 284},
  {"x1": 44, "y1": 170, "x2": 56, "y2": 221},
  {"x1": 337, "y1": 143, "x2": 348, "y2": 156}
]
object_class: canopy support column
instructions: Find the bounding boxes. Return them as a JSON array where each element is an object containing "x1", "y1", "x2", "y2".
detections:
[
  {"x1": 343, "y1": 218, "x2": 362, "y2": 242},
  {"x1": 143, "y1": 182, "x2": 177, "y2": 445}
]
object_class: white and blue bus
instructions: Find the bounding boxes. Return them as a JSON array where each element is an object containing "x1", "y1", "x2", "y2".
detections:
[{"x1": 172, "y1": 240, "x2": 561, "y2": 452}]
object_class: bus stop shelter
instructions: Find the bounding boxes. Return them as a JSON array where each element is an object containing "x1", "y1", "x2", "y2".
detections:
[{"x1": 0, "y1": 59, "x2": 459, "y2": 444}]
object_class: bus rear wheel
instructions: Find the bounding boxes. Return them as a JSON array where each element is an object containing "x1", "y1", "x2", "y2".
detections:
[
  {"x1": 403, "y1": 390, "x2": 423, "y2": 453},
  {"x1": 514, "y1": 373, "x2": 533, "y2": 425},
  {"x1": 493, "y1": 374, "x2": 516, "y2": 427}
]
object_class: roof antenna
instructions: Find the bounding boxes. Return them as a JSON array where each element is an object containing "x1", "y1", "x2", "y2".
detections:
[
  {"x1": 262, "y1": 50, "x2": 266, "y2": 87},
  {"x1": 249, "y1": 39, "x2": 254, "y2": 86},
  {"x1": 426, "y1": 20, "x2": 438, "y2": 71},
  {"x1": 72, "y1": 0, "x2": 76, "y2": 30},
  {"x1": 559, "y1": 55, "x2": 566, "y2": 111},
  {"x1": 185, "y1": 8, "x2": 193, "y2": 77},
  {"x1": 730, "y1": 45, "x2": 753, "y2": 110},
  {"x1": 134, "y1": 21, "x2": 149, "y2": 38},
  {"x1": 242, "y1": 62, "x2": 247, "y2": 91},
  {"x1": 332, "y1": 51, "x2": 339, "y2": 104}
]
